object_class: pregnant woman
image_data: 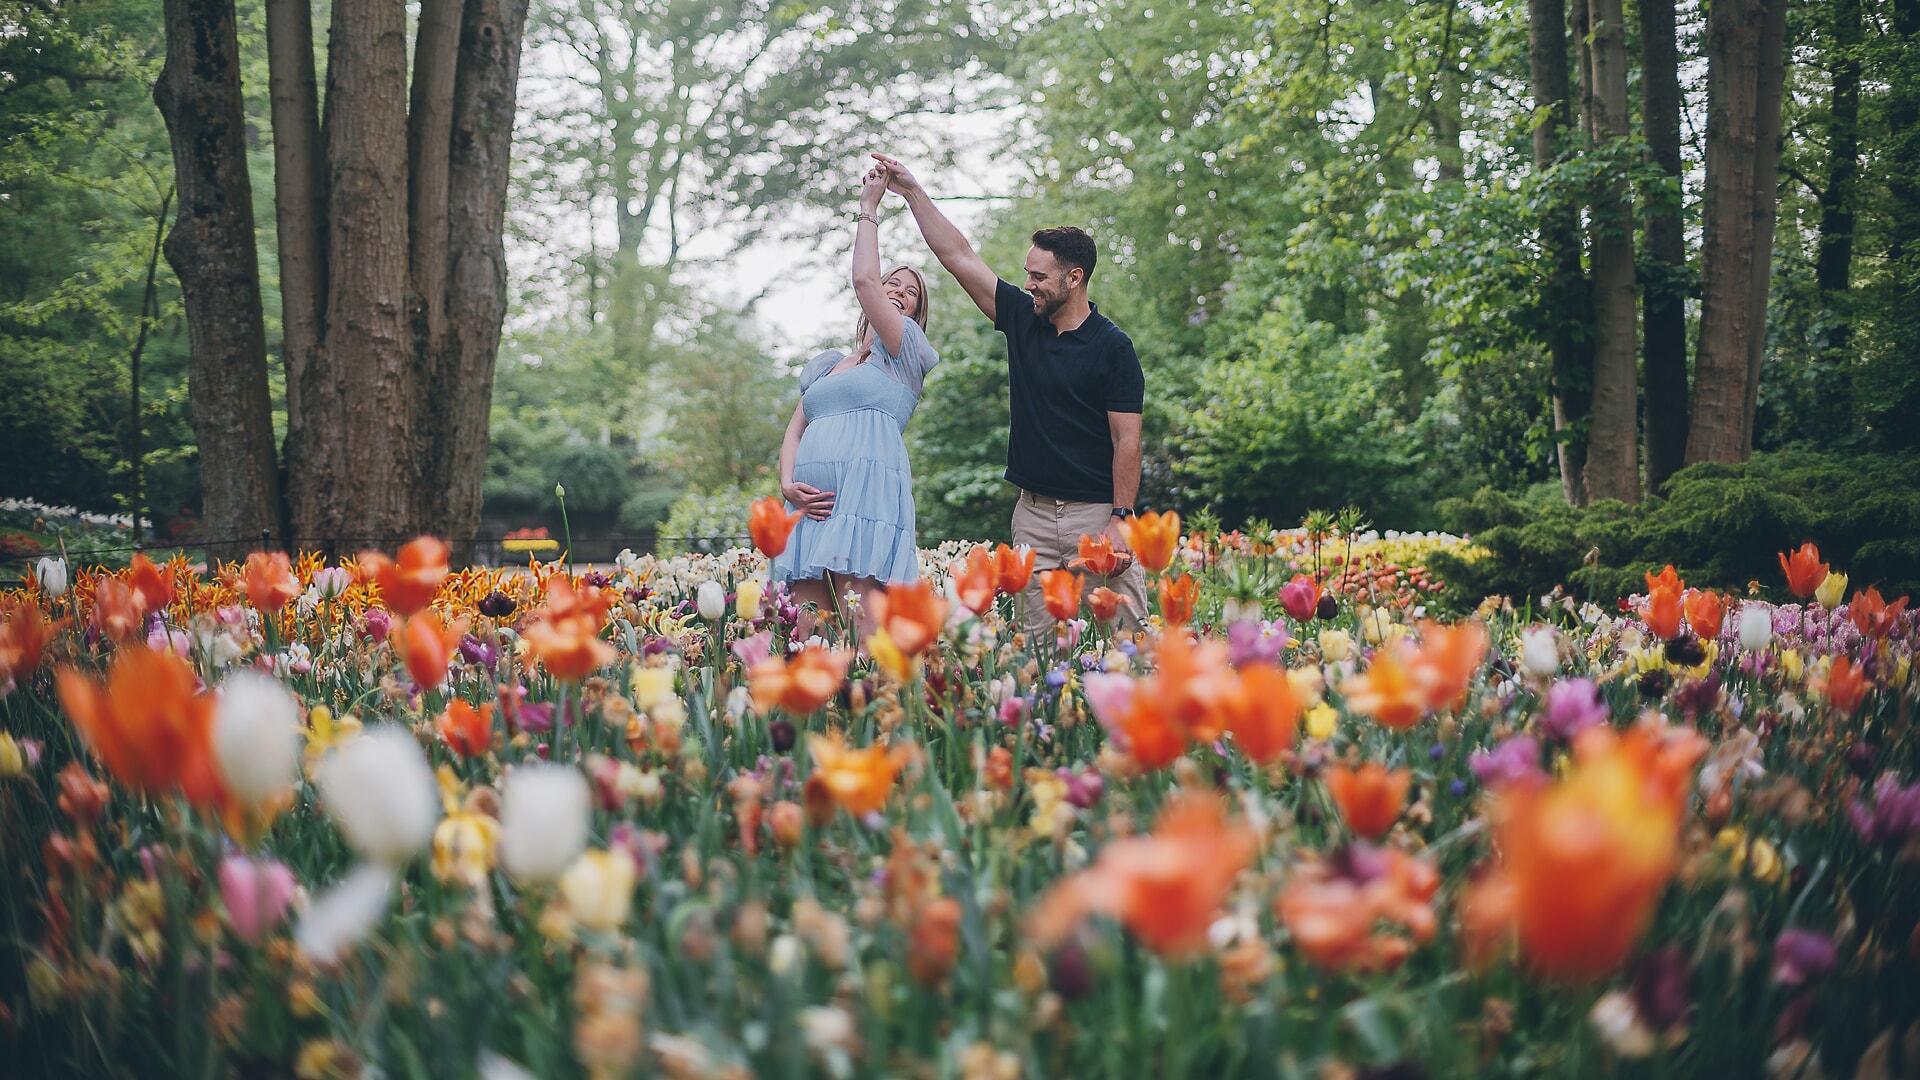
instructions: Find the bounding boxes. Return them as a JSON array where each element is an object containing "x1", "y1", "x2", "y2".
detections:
[{"x1": 774, "y1": 163, "x2": 939, "y2": 643}]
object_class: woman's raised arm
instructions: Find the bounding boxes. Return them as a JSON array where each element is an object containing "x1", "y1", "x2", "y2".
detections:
[{"x1": 850, "y1": 165, "x2": 907, "y2": 357}]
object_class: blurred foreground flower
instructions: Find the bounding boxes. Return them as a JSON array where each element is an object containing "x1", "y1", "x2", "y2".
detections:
[
  {"x1": 314, "y1": 725, "x2": 440, "y2": 864},
  {"x1": 750, "y1": 646, "x2": 850, "y2": 715},
  {"x1": 56, "y1": 646, "x2": 224, "y2": 808},
  {"x1": 749, "y1": 497, "x2": 803, "y2": 559},
  {"x1": 500, "y1": 763, "x2": 592, "y2": 882},
  {"x1": 359, "y1": 536, "x2": 450, "y2": 616},
  {"x1": 220, "y1": 855, "x2": 298, "y2": 943},
  {"x1": 1464, "y1": 724, "x2": 1707, "y2": 981},
  {"x1": 1326, "y1": 763, "x2": 1410, "y2": 840},
  {"x1": 243, "y1": 551, "x2": 300, "y2": 614},
  {"x1": 806, "y1": 731, "x2": 910, "y2": 818},
  {"x1": 296, "y1": 863, "x2": 396, "y2": 964},
  {"x1": 1119, "y1": 510, "x2": 1180, "y2": 575},
  {"x1": 1027, "y1": 792, "x2": 1256, "y2": 957},
  {"x1": 1279, "y1": 843, "x2": 1438, "y2": 972}
]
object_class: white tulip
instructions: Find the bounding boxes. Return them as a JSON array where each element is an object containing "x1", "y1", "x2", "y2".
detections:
[
  {"x1": 498, "y1": 763, "x2": 591, "y2": 882},
  {"x1": 295, "y1": 863, "x2": 395, "y2": 964},
  {"x1": 314, "y1": 726, "x2": 439, "y2": 864},
  {"x1": 212, "y1": 671, "x2": 302, "y2": 807},
  {"x1": 696, "y1": 580, "x2": 727, "y2": 621},
  {"x1": 1520, "y1": 626, "x2": 1560, "y2": 678},
  {"x1": 35, "y1": 557, "x2": 67, "y2": 598},
  {"x1": 1738, "y1": 606, "x2": 1773, "y2": 652}
]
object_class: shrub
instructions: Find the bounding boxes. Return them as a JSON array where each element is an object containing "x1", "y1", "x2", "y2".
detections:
[
  {"x1": 658, "y1": 480, "x2": 778, "y2": 555},
  {"x1": 1428, "y1": 450, "x2": 1920, "y2": 607}
]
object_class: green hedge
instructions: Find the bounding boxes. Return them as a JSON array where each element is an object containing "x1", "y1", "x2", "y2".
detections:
[{"x1": 1427, "y1": 451, "x2": 1920, "y2": 608}]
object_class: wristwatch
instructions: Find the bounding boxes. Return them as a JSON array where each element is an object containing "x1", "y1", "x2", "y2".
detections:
[{"x1": 1111, "y1": 507, "x2": 1135, "y2": 519}]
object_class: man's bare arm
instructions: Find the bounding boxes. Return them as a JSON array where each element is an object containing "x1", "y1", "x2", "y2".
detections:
[{"x1": 871, "y1": 154, "x2": 998, "y2": 322}]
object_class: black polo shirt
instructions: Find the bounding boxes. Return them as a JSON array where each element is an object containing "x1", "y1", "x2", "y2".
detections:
[{"x1": 993, "y1": 278, "x2": 1145, "y2": 503}]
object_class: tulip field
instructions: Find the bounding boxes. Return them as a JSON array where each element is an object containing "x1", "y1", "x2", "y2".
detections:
[{"x1": 1, "y1": 511, "x2": 1916, "y2": 1079}]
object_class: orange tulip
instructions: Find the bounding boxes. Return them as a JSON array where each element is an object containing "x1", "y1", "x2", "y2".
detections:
[
  {"x1": 1683, "y1": 589, "x2": 1724, "y2": 640},
  {"x1": 1848, "y1": 586, "x2": 1909, "y2": 640},
  {"x1": 1027, "y1": 793, "x2": 1257, "y2": 957},
  {"x1": 540, "y1": 576, "x2": 615, "y2": 631},
  {"x1": 906, "y1": 896, "x2": 964, "y2": 986},
  {"x1": 1157, "y1": 573, "x2": 1199, "y2": 627},
  {"x1": 402, "y1": 612, "x2": 457, "y2": 689},
  {"x1": 359, "y1": 536, "x2": 450, "y2": 617},
  {"x1": 749, "y1": 496, "x2": 803, "y2": 559},
  {"x1": 806, "y1": 731, "x2": 910, "y2": 816},
  {"x1": 992, "y1": 543, "x2": 1035, "y2": 594},
  {"x1": 1779, "y1": 542, "x2": 1828, "y2": 599},
  {"x1": 1069, "y1": 533, "x2": 1124, "y2": 576},
  {"x1": 1152, "y1": 632, "x2": 1236, "y2": 742},
  {"x1": 523, "y1": 614, "x2": 616, "y2": 682},
  {"x1": 1818, "y1": 656, "x2": 1870, "y2": 716},
  {"x1": 1280, "y1": 847, "x2": 1439, "y2": 972},
  {"x1": 55, "y1": 646, "x2": 224, "y2": 807},
  {"x1": 1484, "y1": 724, "x2": 1706, "y2": 982},
  {"x1": 90, "y1": 577, "x2": 145, "y2": 645},
  {"x1": 871, "y1": 580, "x2": 947, "y2": 657},
  {"x1": 1409, "y1": 620, "x2": 1488, "y2": 711},
  {"x1": 1325, "y1": 763, "x2": 1411, "y2": 840},
  {"x1": 1119, "y1": 510, "x2": 1181, "y2": 574},
  {"x1": 1087, "y1": 587, "x2": 1130, "y2": 623},
  {"x1": 750, "y1": 646, "x2": 851, "y2": 715},
  {"x1": 127, "y1": 553, "x2": 176, "y2": 614},
  {"x1": 954, "y1": 547, "x2": 995, "y2": 615},
  {"x1": 1643, "y1": 565, "x2": 1684, "y2": 640},
  {"x1": 1041, "y1": 569, "x2": 1082, "y2": 621},
  {"x1": 437, "y1": 699, "x2": 495, "y2": 757},
  {"x1": 243, "y1": 551, "x2": 300, "y2": 614},
  {"x1": 0, "y1": 598, "x2": 64, "y2": 682},
  {"x1": 1110, "y1": 684, "x2": 1191, "y2": 769},
  {"x1": 1340, "y1": 646, "x2": 1428, "y2": 731},
  {"x1": 1221, "y1": 663, "x2": 1299, "y2": 764}
]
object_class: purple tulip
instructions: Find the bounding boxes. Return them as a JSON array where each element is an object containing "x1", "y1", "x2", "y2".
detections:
[
  {"x1": 1539, "y1": 678, "x2": 1609, "y2": 742},
  {"x1": 458, "y1": 634, "x2": 496, "y2": 669},
  {"x1": 1470, "y1": 734, "x2": 1545, "y2": 788},
  {"x1": 1227, "y1": 618, "x2": 1284, "y2": 668},
  {"x1": 1848, "y1": 775, "x2": 1920, "y2": 845},
  {"x1": 1771, "y1": 929, "x2": 1838, "y2": 986},
  {"x1": 518, "y1": 701, "x2": 556, "y2": 735},
  {"x1": 361, "y1": 607, "x2": 393, "y2": 643}
]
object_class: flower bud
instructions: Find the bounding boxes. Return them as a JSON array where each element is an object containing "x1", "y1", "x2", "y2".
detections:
[
  {"x1": 559, "y1": 848, "x2": 636, "y2": 932},
  {"x1": 1520, "y1": 627, "x2": 1559, "y2": 678},
  {"x1": 697, "y1": 581, "x2": 727, "y2": 621},
  {"x1": 1815, "y1": 571, "x2": 1848, "y2": 611},
  {"x1": 213, "y1": 671, "x2": 303, "y2": 809},
  {"x1": 499, "y1": 763, "x2": 591, "y2": 883},
  {"x1": 35, "y1": 557, "x2": 67, "y2": 598},
  {"x1": 1737, "y1": 605, "x2": 1773, "y2": 652}
]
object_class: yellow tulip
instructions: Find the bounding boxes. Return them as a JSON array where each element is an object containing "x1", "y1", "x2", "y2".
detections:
[
  {"x1": 631, "y1": 667, "x2": 676, "y2": 713},
  {"x1": 0, "y1": 732, "x2": 23, "y2": 779},
  {"x1": 1815, "y1": 571, "x2": 1849, "y2": 611},
  {"x1": 432, "y1": 811, "x2": 500, "y2": 885},
  {"x1": 736, "y1": 578, "x2": 766, "y2": 620},
  {"x1": 1304, "y1": 702, "x2": 1339, "y2": 740},
  {"x1": 560, "y1": 848, "x2": 638, "y2": 932}
]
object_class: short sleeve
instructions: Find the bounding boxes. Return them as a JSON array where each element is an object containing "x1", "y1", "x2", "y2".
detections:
[
  {"x1": 1105, "y1": 333, "x2": 1145, "y2": 413},
  {"x1": 871, "y1": 319, "x2": 940, "y2": 389},
  {"x1": 993, "y1": 278, "x2": 1032, "y2": 338},
  {"x1": 797, "y1": 349, "x2": 845, "y2": 395}
]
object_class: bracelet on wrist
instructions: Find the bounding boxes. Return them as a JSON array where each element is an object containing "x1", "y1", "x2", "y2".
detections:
[{"x1": 854, "y1": 211, "x2": 880, "y2": 225}]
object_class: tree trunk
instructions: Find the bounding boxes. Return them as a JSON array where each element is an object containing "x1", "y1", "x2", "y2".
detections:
[
  {"x1": 293, "y1": 0, "x2": 415, "y2": 554},
  {"x1": 154, "y1": 0, "x2": 281, "y2": 562},
  {"x1": 1530, "y1": 0, "x2": 1592, "y2": 505},
  {"x1": 1688, "y1": 0, "x2": 1787, "y2": 464},
  {"x1": 1582, "y1": 0, "x2": 1641, "y2": 503},
  {"x1": 1639, "y1": 0, "x2": 1689, "y2": 493},
  {"x1": 265, "y1": 0, "x2": 327, "y2": 541},
  {"x1": 1814, "y1": 0, "x2": 1860, "y2": 325},
  {"x1": 1890, "y1": 0, "x2": 1920, "y2": 276},
  {"x1": 409, "y1": 0, "x2": 461, "y2": 350},
  {"x1": 1737, "y1": 0, "x2": 1788, "y2": 437},
  {"x1": 417, "y1": 0, "x2": 529, "y2": 563}
]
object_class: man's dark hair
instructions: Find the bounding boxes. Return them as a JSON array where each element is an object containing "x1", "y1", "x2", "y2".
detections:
[{"x1": 1031, "y1": 226, "x2": 1097, "y2": 283}]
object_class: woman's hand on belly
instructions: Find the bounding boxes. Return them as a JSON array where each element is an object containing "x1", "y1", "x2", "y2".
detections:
[{"x1": 783, "y1": 480, "x2": 836, "y2": 520}]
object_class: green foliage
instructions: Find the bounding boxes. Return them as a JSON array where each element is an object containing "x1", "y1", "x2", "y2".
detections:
[
  {"x1": 911, "y1": 317, "x2": 1016, "y2": 542},
  {"x1": 658, "y1": 479, "x2": 779, "y2": 554},
  {"x1": 1428, "y1": 451, "x2": 1920, "y2": 607}
]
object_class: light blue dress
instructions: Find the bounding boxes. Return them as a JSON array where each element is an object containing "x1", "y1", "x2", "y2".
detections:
[{"x1": 773, "y1": 320, "x2": 939, "y2": 585}]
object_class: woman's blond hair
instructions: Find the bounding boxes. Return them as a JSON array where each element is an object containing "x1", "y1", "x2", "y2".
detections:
[{"x1": 853, "y1": 265, "x2": 932, "y2": 359}]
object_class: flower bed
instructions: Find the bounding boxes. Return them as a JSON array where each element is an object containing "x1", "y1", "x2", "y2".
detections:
[{"x1": 0, "y1": 527, "x2": 1914, "y2": 1078}]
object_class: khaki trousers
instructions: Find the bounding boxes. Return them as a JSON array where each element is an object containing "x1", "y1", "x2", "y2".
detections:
[{"x1": 1010, "y1": 489, "x2": 1150, "y2": 638}]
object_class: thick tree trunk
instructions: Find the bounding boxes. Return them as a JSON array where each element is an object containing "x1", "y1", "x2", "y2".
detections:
[
  {"x1": 1814, "y1": 0, "x2": 1860, "y2": 323},
  {"x1": 1639, "y1": 0, "x2": 1689, "y2": 493},
  {"x1": 1581, "y1": 0, "x2": 1641, "y2": 503},
  {"x1": 1530, "y1": 0, "x2": 1592, "y2": 505},
  {"x1": 417, "y1": 0, "x2": 529, "y2": 563},
  {"x1": 265, "y1": 0, "x2": 327, "y2": 540},
  {"x1": 409, "y1": 0, "x2": 461, "y2": 350},
  {"x1": 1686, "y1": 0, "x2": 1785, "y2": 464},
  {"x1": 154, "y1": 0, "x2": 281, "y2": 562},
  {"x1": 293, "y1": 0, "x2": 415, "y2": 554},
  {"x1": 1737, "y1": 0, "x2": 1788, "y2": 438}
]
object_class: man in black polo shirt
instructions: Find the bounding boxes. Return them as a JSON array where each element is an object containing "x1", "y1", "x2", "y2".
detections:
[{"x1": 872, "y1": 153, "x2": 1150, "y2": 637}]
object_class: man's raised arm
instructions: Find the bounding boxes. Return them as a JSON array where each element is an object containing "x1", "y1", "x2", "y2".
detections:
[{"x1": 871, "y1": 154, "x2": 999, "y2": 322}]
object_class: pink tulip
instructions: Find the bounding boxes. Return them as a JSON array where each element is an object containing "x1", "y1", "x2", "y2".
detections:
[
  {"x1": 220, "y1": 856, "x2": 298, "y2": 943},
  {"x1": 1279, "y1": 575, "x2": 1321, "y2": 623}
]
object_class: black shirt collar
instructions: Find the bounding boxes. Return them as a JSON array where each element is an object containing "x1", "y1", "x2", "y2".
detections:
[{"x1": 1053, "y1": 302, "x2": 1109, "y2": 341}]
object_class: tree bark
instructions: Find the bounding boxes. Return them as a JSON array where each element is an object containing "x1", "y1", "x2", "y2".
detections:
[
  {"x1": 154, "y1": 0, "x2": 281, "y2": 562},
  {"x1": 1814, "y1": 0, "x2": 1860, "y2": 324},
  {"x1": 1639, "y1": 0, "x2": 1689, "y2": 493},
  {"x1": 265, "y1": 0, "x2": 327, "y2": 540},
  {"x1": 417, "y1": 0, "x2": 529, "y2": 563},
  {"x1": 1530, "y1": 0, "x2": 1592, "y2": 505},
  {"x1": 1737, "y1": 0, "x2": 1788, "y2": 439},
  {"x1": 294, "y1": 0, "x2": 415, "y2": 554},
  {"x1": 1686, "y1": 0, "x2": 1784, "y2": 464},
  {"x1": 1581, "y1": 0, "x2": 1641, "y2": 502},
  {"x1": 409, "y1": 0, "x2": 461, "y2": 350}
]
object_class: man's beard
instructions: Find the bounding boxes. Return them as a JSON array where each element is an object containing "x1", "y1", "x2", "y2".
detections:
[{"x1": 1033, "y1": 291, "x2": 1066, "y2": 321}]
